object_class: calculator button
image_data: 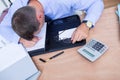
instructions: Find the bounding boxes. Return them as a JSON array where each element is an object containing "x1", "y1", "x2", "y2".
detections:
[
  {"x1": 92, "y1": 42, "x2": 104, "y2": 51},
  {"x1": 100, "y1": 46, "x2": 107, "y2": 53},
  {"x1": 99, "y1": 48, "x2": 105, "y2": 53},
  {"x1": 86, "y1": 40, "x2": 96, "y2": 48}
]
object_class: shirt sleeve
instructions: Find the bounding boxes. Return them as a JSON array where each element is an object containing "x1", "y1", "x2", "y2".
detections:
[
  {"x1": 0, "y1": 0, "x2": 28, "y2": 43},
  {"x1": 83, "y1": 0, "x2": 104, "y2": 25}
]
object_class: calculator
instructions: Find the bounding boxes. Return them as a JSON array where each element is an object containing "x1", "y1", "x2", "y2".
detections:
[{"x1": 78, "y1": 39, "x2": 108, "y2": 62}]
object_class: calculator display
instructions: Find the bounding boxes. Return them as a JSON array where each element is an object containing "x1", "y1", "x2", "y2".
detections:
[{"x1": 83, "y1": 49, "x2": 95, "y2": 57}]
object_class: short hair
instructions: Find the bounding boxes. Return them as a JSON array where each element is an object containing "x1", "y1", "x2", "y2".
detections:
[{"x1": 12, "y1": 6, "x2": 40, "y2": 40}]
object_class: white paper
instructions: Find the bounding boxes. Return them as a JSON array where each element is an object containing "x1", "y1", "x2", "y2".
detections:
[
  {"x1": 0, "y1": 35, "x2": 27, "y2": 71},
  {"x1": 0, "y1": 43, "x2": 39, "y2": 80},
  {"x1": 26, "y1": 23, "x2": 47, "y2": 51},
  {"x1": 0, "y1": 35, "x2": 9, "y2": 48},
  {"x1": 58, "y1": 28, "x2": 76, "y2": 40},
  {"x1": 0, "y1": 43, "x2": 27, "y2": 71}
]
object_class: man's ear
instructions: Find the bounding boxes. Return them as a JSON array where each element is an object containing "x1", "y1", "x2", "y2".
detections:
[{"x1": 36, "y1": 14, "x2": 41, "y2": 22}]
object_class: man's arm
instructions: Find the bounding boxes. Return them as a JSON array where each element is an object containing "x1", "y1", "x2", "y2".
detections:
[
  {"x1": 71, "y1": 0, "x2": 104, "y2": 43},
  {"x1": 83, "y1": 0, "x2": 104, "y2": 25}
]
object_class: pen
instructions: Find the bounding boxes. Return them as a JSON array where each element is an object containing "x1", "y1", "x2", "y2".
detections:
[
  {"x1": 39, "y1": 58, "x2": 46, "y2": 63},
  {"x1": 39, "y1": 51, "x2": 64, "y2": 63}
]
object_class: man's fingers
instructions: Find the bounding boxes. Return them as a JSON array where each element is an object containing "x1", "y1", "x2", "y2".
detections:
[
  {"x1": 19, "y1": 37, "x2": 39, "y2": 48},
  {"x1": 32, "y1": 36, "x2": 40, "y2": 42},
  {"x1": 24, "y1": 41, "x2": 36, "y2": 48},
  {"x1": 77, "y1": 35, "x2": 83, "y2": 41},
  {"x1": 71, "y1": 31, "x2": 87, "y2": 44},
  {"x1": 71, "y1": 30, "x2": 79, "y2": 44},
  {"x1": 71, "y1": 30, "x2": 75, "y2": 41}
]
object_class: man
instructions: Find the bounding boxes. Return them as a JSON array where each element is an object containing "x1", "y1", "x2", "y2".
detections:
[
  {"x1": 0, "y1": 0, "x2": 104, "y2": 47},
  {"x1": 11, "y1": 6, "x2": 44, "y2": 47}
]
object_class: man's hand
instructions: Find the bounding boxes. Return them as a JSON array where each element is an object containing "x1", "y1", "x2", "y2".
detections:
[
  {"x1": 19, "y1": 36, "x2": 40, "y2": 48},
  {"x1": 71, "y1": 23, "x2": 90, "y2": 44}
]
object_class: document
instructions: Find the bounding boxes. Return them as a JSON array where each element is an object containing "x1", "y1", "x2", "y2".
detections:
[
  {"x1": 26, "y1": 23, "x2": 47, "y2": 51},
  {"x1": 58, "y1": 28, "x2": 76, "y2": 40},
  {"x1": 0, "y1": 35, "x2": 9, "y2": 48},
  {"x1": 0, "y1": 43, "x2": 27, "y2": 71},
  {"x1": 0, "y1": 43, "x2": 39, "y2": 80}
]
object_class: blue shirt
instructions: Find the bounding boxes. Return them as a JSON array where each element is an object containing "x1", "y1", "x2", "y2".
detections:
[{"x1": 0, "y1": 0, "x2": 104, "y2": 43}]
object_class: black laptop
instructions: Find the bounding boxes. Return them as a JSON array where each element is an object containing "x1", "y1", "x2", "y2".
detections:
[{"x1": 28, "y1": 15, "x2": 86, "y2": 57}]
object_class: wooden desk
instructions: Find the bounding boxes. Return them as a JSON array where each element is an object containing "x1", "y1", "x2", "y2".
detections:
[
  {"x1": 103, "y1": 0, "x2": 120, "y2": 8},
  {"x1": 32, "y1": 6, "x2": 120, "y2": 80}
]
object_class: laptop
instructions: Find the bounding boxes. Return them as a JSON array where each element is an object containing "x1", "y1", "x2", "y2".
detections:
[{"x1": 28, "y1": 15, "x2": 86, "y2": 57}]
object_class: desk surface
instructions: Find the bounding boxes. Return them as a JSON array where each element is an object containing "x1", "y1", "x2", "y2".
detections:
[{"x1": 32, "y1": 6, "x2": 120, "y2": 80}]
